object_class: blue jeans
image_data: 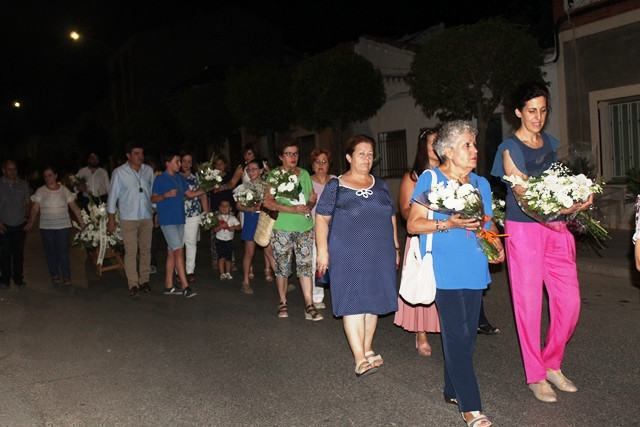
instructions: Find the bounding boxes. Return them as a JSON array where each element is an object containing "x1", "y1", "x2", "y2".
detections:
[{"x1": 40, "y1": 228, "x2": 72, "y2": 279}]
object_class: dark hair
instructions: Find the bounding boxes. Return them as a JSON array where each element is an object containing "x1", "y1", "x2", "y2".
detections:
[
  {"x1": 511, "y1": 82, "x2": 550, "y2": 112},
  {"x1": 276, "y1": 138, "x2": 298, "y2": 156},
  {"x1": 246, "y1": 159, "x2": 264, "y2": 169},
  {"x1": 345, "y1": 134, "x2": 375, "y2": 156},
  {"x1": 411, "y1": 126, "x2": 440, "y2": 179},
  {"x1": 241, "y1": 143, "x2": 259, "y2": 159},
  {"x1": 179, "y1": 150, "x2": 195, "y2": 173},
  {"x1": 309, "y1": 148, "x2": 332, "y2": 165},
  {"x1": 42, "y1": 165, "x2": 56, "y2": 175},
  {"x1": 125, "y1": 141, "x2": 144, "y2": 154},
  {"x1": 160, "y1": 150, "x2": 180, "y2": 167},
  {"x1": 2, "y1": 159, "x2": 16, "y2": 170},
  {"x1": 214, "y1": 154, "x2": 230, "y2": 173}
]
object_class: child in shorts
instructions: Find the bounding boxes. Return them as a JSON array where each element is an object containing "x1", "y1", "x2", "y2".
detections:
[{"x1": 213, "y1": 200, "x2": 241, "y2": 280}]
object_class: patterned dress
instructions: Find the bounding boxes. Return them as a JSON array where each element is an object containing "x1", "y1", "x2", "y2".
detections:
[{"x1": 316, "y1": 176, "x2": 398, "y2": 316}]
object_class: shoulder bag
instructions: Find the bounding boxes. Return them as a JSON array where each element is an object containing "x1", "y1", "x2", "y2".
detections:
[{"x1": 398, "y1": 170, "x2": 437, "y2": 305}]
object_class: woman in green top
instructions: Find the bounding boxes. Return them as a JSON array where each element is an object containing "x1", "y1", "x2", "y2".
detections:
[{"x1": 263, "y1": 139, "x2": 321, "y2": 321}]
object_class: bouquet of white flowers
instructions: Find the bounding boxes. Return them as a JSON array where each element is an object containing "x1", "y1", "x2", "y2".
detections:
[
  {"x1": 65, "y1": 174, "x2": 86, "y2": 192},
  {"x1": 503, "y1": 162, "x2": 609, "y2": 248},
  {"x1": 72, "y1": 202, "x2": 123, "y2": 253},
  {"x1": 267, "y1": 168, "x2": 301, "y2": 201},
  {"x1": 197, "y1": 162, "x2": 223, "y2": 192},
  {"x1": 491, "y1": 195, "x2": 506, "y2": 228},
  {"x1": 414, "y1": 180, "x2": 502, "y2": 261},
  {"x1": 199, "y1": 211, "x2": 220, "y2": 231},
  {"x1": 233, "y1": 183, "x2": 262, "y2": 208}
]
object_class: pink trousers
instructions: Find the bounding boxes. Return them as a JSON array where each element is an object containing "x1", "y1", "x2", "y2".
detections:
[{"x1": 505, "y1": 220, "x2": 581, "y2": 384}]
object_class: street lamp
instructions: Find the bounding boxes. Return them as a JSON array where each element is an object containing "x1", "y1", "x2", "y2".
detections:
[
  {"x1": 13, "y1": 101, "x2": 21, "y2": 108},
  {"x1": 69, "y1": 31, "x2": 80, "y2": 41}
]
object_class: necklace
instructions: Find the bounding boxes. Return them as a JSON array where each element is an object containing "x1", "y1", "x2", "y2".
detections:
[{"x1": 130, "y1": 165, "x2": 143, "y2": 193}]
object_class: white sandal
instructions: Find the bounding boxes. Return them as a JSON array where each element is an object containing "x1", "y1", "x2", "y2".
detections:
[{"x1": 461, "y1": 411, "x2": 492, "y2": 427}]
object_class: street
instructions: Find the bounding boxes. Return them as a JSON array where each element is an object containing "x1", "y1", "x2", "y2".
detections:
[{"x1": 1, "y1": 229, "x2": 639, "y2": 426}]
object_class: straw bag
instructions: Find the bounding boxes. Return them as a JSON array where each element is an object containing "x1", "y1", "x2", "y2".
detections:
[{"x1": 254, "y1": 205, "x2": 279, "y2": 247}]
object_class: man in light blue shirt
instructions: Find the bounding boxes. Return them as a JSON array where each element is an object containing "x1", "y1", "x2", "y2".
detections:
[{"x1": 107, "y1": 142, "x2": 154, "y2": 297}]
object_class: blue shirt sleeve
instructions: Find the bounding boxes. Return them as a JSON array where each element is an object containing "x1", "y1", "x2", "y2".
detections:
[{"x1": 316, "y1": 178, "x2": 339, "y2": 216}]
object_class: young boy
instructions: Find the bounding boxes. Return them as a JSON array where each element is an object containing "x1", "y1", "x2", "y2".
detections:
[
  {"x1": 213, "y1": 200, "x2": 241, "y2": 280},
  {"x1": 151, "y1": 150, "x2": 206, "y2": 298}
]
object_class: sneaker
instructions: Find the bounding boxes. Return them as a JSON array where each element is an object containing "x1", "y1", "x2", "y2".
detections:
[
  {"x1": 226, "y1": 273, "x2": 233, "y2": 280},
  {"x1": 164, "y1": 286, "x2": 182, "y2": 295},
  {"x1": 150, "y1": 265, "x2": 157, "y2": 274},
  {"x1": 220, "y1": 273, "x2": 227, "y2": 281},
  {"x1": 183, "y1": 286, "x2": 197, "y2": 298}
]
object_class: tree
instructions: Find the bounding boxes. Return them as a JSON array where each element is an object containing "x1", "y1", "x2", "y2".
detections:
[
  {"x1": 291, "y1": 48, "x2": 386, "y2": 171},
  {"x1": 408, "y1": 18, "x2": 547, "y2": 174},
  {"x1": 225, "y1": 61, "x2": 294, "y2": 137},
  {"x1": 179, "y1": 82, "x2": 237, "y2": 155},
  {"x1": 113, "y1": 104, "x2": 183, "y2": 158}
]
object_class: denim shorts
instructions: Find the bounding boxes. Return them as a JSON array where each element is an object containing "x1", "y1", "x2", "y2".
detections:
[{"x1": 161, "y1": 224, "x2": 185, "y2": 251}]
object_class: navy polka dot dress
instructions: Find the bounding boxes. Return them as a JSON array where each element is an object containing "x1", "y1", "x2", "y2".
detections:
[{"x1": 316, "y1": 177, "x2": 398, "y2": 317}]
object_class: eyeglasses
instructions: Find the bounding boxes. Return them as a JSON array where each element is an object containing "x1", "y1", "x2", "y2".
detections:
[
  {"x1": 314, "y1": 159, "x2": 328, "y2": 164},
  {"x1": 246, "y1": 167, "x2": 261, "y2": 172},
  {"x1": 283, "y1": 152, "x2": 299, "y2": 157}
]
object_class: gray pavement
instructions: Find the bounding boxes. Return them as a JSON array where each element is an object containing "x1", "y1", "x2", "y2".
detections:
[{"x1": 1, "y1": 227, "x2": 639, "y2": 426}]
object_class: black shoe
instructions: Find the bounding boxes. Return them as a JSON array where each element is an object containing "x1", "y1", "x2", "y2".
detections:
[
  {"x1": 0, "y1": 282, "x2": 9, "y2": 289},
  {"x1": 478, "y1": 323, "x2": 500, "y2": 335},
  {"x1": 14, "y1": 281, "x2": 26, "y2": 286}
]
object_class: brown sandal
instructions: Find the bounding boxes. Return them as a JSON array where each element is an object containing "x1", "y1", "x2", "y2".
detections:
[
  {"x1": 277, "y1": 301, "x2": 288, "y2": 318},
  {"x1": 304, "y1": 304, "x2": 323, "y2": 321}
]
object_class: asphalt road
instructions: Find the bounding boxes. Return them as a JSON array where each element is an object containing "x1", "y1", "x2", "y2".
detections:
[{"x1": 1, "y1": 229, "x2": 639, "y2": 426}]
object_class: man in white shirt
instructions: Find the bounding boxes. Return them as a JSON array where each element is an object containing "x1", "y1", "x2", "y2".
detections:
[
  {"x1": 77, "y1": 153, "x2": 110, "y2": 209},
  {"x1": 107, "y1": 143, "x2": 154, "y2": 297}
]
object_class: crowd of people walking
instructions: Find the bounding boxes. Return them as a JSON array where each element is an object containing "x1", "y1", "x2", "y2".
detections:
[{"x1": 4, "y1": 82, "x2": 639, "y2": 427}]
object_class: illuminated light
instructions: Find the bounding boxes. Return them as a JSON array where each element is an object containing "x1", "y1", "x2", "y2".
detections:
[
  {"x1": 70, "y1": 31, "x2": 80, "y2": 40},
  {"x1": 13, "y1": 101, "x2": 21, "y2": 108}
]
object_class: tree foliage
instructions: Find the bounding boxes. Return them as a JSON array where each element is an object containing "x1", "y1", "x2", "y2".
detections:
[
  {"x1": 113, "y1": 104, "x2": 183, "y2": 158},
  {"x1": 408, "y1": 18, "x2": 547, "y2": 173},
  {"x1": 291, "y1": 48, "x2": 385, "y2": 171},
  {"x1": 225, "y1": 62, "x2": 294, "y2": 136},
  {"x1": 178, "y1": 82, "x2": 236, "y2": 152}
]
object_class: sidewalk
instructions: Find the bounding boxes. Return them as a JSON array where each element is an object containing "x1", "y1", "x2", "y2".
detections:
[{"x1": 575, "y1": 229, "x2": 640, "y2": 283}]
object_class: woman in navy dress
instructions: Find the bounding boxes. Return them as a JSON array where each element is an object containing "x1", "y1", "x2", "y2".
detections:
[{"x1": 316, "y1": 134, "x2": 400, "y2": 378}]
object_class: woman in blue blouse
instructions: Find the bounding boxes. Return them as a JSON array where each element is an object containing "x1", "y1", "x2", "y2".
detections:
[{"x1": 408, "y1": 121, "x2": 504, "y2": 427}]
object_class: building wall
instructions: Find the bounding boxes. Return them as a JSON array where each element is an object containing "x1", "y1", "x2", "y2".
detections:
[
  {"x1": 556, "y1": 4, "x2": 640, "y2": 229},
  {"x1": 354, "y1": 37, "x2": 437, "y2": 209}
]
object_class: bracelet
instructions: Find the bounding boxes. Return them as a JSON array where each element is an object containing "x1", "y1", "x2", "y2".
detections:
[{"x1": 435, "y1": 219, "x2": 449, "y2": 233}]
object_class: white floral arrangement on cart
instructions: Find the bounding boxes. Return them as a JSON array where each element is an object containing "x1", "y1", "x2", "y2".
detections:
[{"x1": 72, "y1": 202, "x2": 123, "y2": 265}]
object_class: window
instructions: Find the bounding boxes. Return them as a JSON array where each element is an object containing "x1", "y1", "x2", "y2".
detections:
[
  {"x1": 377, "y1": 130, "x2": 407, "y2": 178},
  {"x1": 296, "y1": 134, "x2": 315, "y2": 171},
  {"x1": 608, "y1": 99, "x2": 640, "y2": 181}
]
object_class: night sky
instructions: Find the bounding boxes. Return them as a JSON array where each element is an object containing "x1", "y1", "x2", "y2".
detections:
[{"x1": 1, "y1": 0, "x2": 552, "y2": 137}]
